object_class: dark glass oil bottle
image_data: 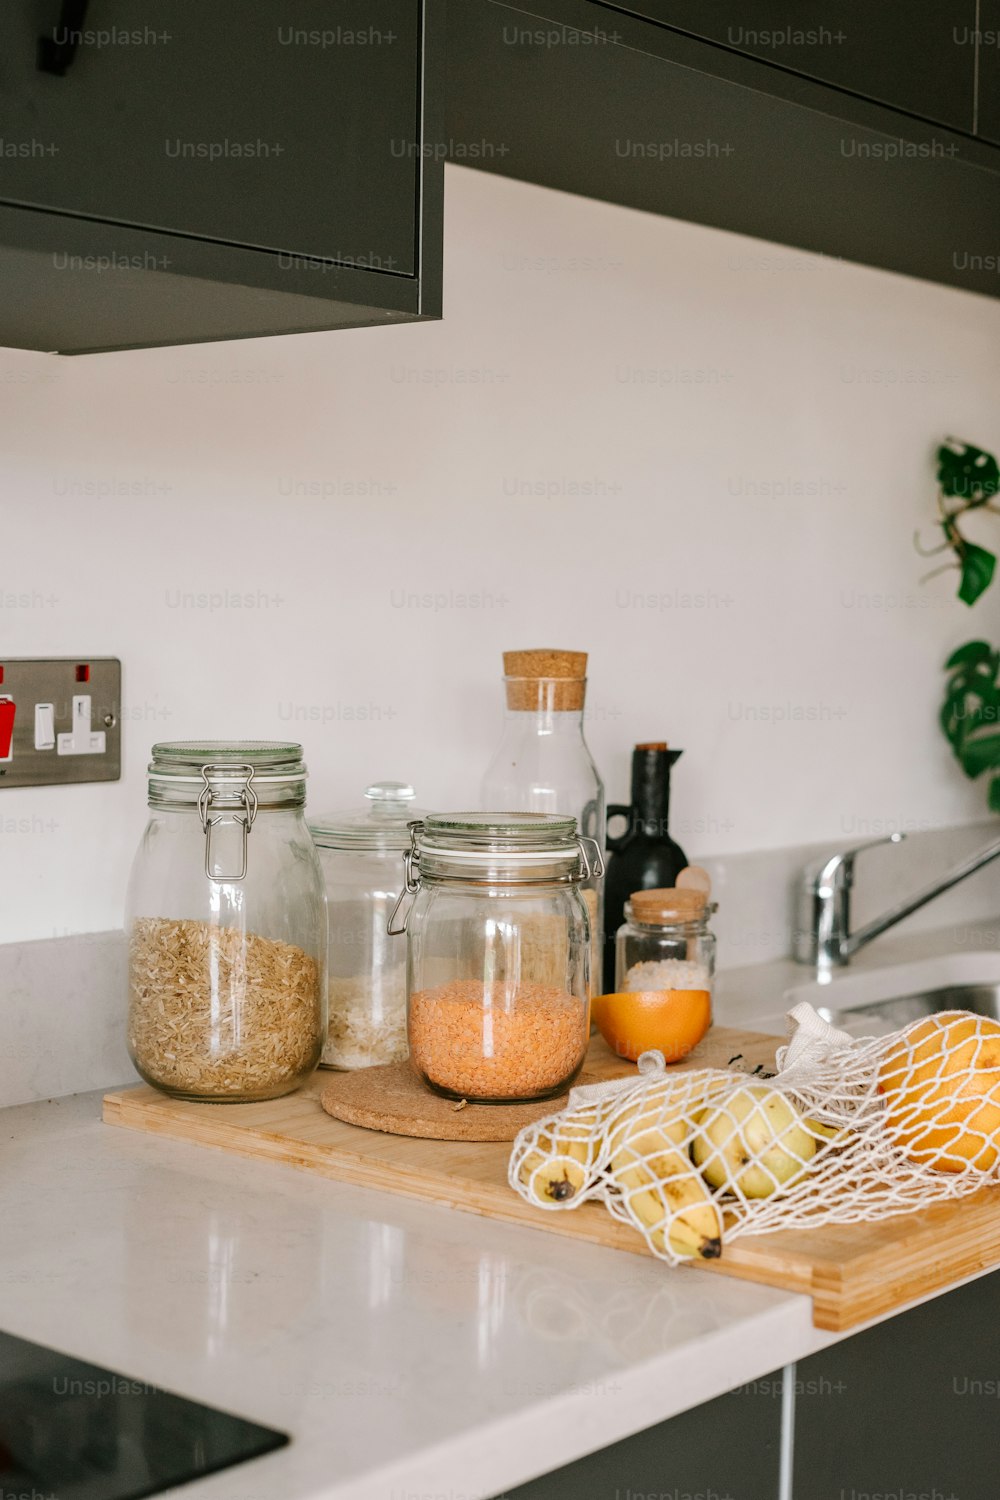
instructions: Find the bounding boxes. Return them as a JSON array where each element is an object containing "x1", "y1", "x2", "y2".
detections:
[{"x1": 602, "y1": 743, "x2": 688, "y2": 992}]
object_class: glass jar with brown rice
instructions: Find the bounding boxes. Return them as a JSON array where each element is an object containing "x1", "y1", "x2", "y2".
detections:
[
  {"x1": 388, "y1": 812, "x2": 602, "y2": 1104},
  {"x1": 125, "y1": 741, "x2": 327, "y2": 1102}
]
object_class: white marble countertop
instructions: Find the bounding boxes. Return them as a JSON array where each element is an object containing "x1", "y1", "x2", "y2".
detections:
[
  {"x1": 3, "y1": 1090, "x2": 830, "y2": 1500},
  {"x1": 4, "y1": 919, "x2": 998, "y2": 1500}
]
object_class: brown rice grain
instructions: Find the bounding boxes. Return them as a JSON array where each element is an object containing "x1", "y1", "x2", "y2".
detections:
[{"x1": 128, "y1": 916, "x2": 322, "y2": 1100}]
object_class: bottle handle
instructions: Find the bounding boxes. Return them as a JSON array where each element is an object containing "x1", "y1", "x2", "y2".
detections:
[{"x1": 606, "y1": 803, "x2": 633, "y2": 854}]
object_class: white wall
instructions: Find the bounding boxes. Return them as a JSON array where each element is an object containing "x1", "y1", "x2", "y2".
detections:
[{"x1": 2, "y1": 164, "x2": 1000, "y2": 943}]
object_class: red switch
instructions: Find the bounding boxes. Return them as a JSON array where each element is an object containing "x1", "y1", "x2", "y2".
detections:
[{"x1": 0, "y1": 697, "x2": 15, "y2": 761}]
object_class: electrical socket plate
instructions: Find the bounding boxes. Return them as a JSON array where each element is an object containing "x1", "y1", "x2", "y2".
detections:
[{"x1": 0, "y1": 658, "x2": 121, "y2": 788}]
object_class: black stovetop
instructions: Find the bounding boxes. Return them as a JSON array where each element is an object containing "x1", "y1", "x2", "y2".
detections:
[{"x1": 0, "y1": 1329, "x2": 287, "y2": 1499}]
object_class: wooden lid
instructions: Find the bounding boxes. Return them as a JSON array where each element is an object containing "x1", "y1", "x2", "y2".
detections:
[
  {"x1": 635, "y1": 741, "x2": 668, "y2": 752},
  {"x1": 629, "y1": 887, "x2": 707, "y2": 924},
  {"x1": 503, "y1": 649, "x2": 588, "y2": 711}
]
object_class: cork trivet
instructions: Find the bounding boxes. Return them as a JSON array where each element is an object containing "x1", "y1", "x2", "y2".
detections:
[
  {"x1": 503, "y1": 648, "x2": 588, "y2": 712},
  {"x1": 320, "y1": 1062, "x2": 570, "y2": 1141}
]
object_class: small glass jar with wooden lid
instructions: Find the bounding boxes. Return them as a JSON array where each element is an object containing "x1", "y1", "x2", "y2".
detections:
[{"x1": 615, "y1": 887, "x2": 717, "y2": 1016}]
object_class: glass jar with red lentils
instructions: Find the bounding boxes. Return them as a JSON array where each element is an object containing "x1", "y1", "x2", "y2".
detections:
[{"x1": 388, "y1": 812, "x2": 602, "y2": 1103}]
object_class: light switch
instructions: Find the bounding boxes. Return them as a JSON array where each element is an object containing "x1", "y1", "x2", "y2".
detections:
[
  {"x1": 0, "y1": 697, "x2": 14, "y2": 762},
  {"x1": 57, "y1": 694, "x2": 106, "y2": 756},
  {"x1": 0, "y1": 658, "x2": 120, "y2": 788},
  {"x1": 34, "y1": 702, "x2": 55, "y2": 751}
]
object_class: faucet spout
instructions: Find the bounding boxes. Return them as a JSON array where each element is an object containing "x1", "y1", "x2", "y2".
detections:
[
  {"x1": 842, "y1": 833, "x2": 1000, "y2": 960},
  {"x1": 794, "y1": 829, "x2": 1000, "y2": 970}
]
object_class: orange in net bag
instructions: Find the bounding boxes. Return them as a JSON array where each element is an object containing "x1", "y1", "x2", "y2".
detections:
[{"x1": 508, "y1": 1002, "x2": 1000, "y2": 1266}]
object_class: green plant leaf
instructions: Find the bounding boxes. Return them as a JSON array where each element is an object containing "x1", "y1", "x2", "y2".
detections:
[
  {"x1": 940, "y1": 639, "x2": 1000, "y2": 776},
  {"x1": 938, "y1": 440, "x2": 1000, "y2": 505},
  {"x1": 990, "y1": 776, "x2": 1000, "y2": 814},
  {"x1": 958, "y1": 543, "x2": 996, "y2": 605},
  {"x1": 945, "y1": 640, "x2": 995, "y2": 670},
  {"x1": 958, "y1": 734, "x2": 1000, "y2": 778}
]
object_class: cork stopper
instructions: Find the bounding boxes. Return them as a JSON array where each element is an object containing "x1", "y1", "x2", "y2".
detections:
[
  {"x1": 629, "y1": 887, "x2": 707, "y2": 925},
  {"x1": 503, "y1": 649, "x2": 588, "y2": 711}
]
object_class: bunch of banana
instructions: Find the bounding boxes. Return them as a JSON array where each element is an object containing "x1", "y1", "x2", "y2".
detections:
[
  {"x1": 607, "y1": 1105, "x2": 723, "y2": 1261},
  {"x1": 691, "y1": 1085, "x2": 817, "y2": 1199}
]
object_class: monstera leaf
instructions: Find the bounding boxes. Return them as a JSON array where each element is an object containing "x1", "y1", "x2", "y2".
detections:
[
  {"x1": 938, "y1": 440, "x2": 1000, "y2": 506},
  {"x1": 957, "y1": 542, "x2": 997, "y2": 606},
  {"x1": 941, "y1": 641, "x2": 1000, "y2": 812},
  {"x1": 933, "y1": 441, "x2": 1000, "y2": 606}
]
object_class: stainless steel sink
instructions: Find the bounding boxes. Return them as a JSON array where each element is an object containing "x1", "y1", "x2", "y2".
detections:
[{"x1": 816, "y1": 982, "x2": 1000, "y2": 1036}]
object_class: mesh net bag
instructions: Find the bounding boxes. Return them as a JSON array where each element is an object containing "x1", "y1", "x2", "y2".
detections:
[{"x1": 508, "y1": 1001, "x2": 1000, "y2": 1265}]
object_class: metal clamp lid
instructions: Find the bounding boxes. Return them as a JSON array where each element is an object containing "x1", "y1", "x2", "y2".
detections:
[
  {"x1": 197, "y1": 763, "x2": 258, "y2": 882},
  {"x1": 386, "y1": 820, "x2": 604, "y2": 935},
  {"x1": 386, "y1": 820, "x2": 423, "y2": 935},
  {"x1": 577, "y1": 835, "x2": 605, "y2": 881}
]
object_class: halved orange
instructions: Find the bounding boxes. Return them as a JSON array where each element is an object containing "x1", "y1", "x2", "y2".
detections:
[{"x1": 591, "y1": 989, "x2": 711, "y2": 1064}]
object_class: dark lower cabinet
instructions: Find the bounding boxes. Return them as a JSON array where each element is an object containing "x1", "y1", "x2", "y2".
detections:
[
  {"x1": 794, "y1": 1270, "x2": 1000, "y2": 1500},
  {"x1": 492, "y1": 1271, "x2": 1000, "y2": 1499},
  {"x1": 495, "y1": 1379, "x2": 782, "y2": 1499}
]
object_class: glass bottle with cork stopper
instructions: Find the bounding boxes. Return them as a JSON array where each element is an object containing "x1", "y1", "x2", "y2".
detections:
[
  {"x1": 481, "y1": 649, "x2": 605, "y2": 987},
  {"x1": 615, "y1": 884, "x2": 716, "y2": 1018}
]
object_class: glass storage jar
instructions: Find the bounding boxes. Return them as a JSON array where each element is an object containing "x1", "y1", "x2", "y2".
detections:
[
  {"x1": 125, "y1": 741, "x2": 327, "y2": 1103},
  {"x1": 389, "y1": 812, "x2": 602, "y2": 1103},
  {"x1": 480, "y1": 650, "x2": 606, "y2": 984},
  {"x1": 615, "y1": 888, "x2": 716, "y2": 1016},
  {"x1": 309, "y1": 780, "x2": 427, "y2": 1069}
]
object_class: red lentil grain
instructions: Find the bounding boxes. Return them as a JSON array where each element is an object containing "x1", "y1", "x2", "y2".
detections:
[{"x1": 409, "y1": 979, "x2": 587, "y2": 1101}]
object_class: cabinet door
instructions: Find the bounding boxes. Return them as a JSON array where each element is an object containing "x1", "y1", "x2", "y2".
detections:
[
  {"x1": 0, "y1": 1, "x2": 421, "y2": 271},
  {"x1": 497, "y1": 1376, "x2": 781, "y2": 1499},
  {"x1": 595, "y1": 1, "x2": 978, "y2": 133},
  {"x1": 794, "y1": 1270, "x2": 1000, "y2": 1500},
  {"x1": 978, "y1": 1, "x2": 1000, "y2": 143}
]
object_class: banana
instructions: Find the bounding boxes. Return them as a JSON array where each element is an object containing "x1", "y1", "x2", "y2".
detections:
[
  {"x1": 518, "y1": 1152, "x2": 587, "y2": 1205},
  {"x1": 606, "y1": 1085, "x2": 690, "y2": 1158},
  {"x1": 609, "y1": 1142, "x2": 723, "y2": 1260},
  {"x1": 606, "y1": 1073, "x2": 731, "y2": 1157},
  {"x1": 805, "y1": 1117, "x2": 850, "y2": 1145},
  {"x1": 517, "y1": 1122, "x2": 595, "y2": 1206}
]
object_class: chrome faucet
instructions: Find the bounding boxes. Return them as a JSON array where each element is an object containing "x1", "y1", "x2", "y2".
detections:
[{"x1": 793, "y1": 830, "x2": 1000, "y2": 971}]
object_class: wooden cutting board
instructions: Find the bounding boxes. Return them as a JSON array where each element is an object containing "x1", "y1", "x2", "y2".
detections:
[{"x1": 102, "y1": 1026, "x2": 1000, "y2": 1331}]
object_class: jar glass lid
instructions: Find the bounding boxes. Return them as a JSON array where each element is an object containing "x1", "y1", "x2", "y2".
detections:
[
  {"x1": 421, "y1": 811, "x2": 578, "y2": 848},
  {"x1": 309, "y1": 781, "x2": 427, "y2": 852},
  {"x1": 147, "y1": 741, "x2": 307, "y2": 810},
  {"x1": 150, "y1": 740, "x2": 304, "y2": 774}
]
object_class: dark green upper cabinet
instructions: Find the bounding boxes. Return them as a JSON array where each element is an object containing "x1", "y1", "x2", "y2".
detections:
[
  {"x1": 0, "y1": 1, "x2": 442, "y2": 353},
  {"x1": 979, "y1": 1, "x2": 1000, "y2": 143},
  {"x1": 449, "y1": 0, "x2": 1000, "y2": 300},
  {"x1": 597, "y1": 2, "x2": 979, "y2": 133}
]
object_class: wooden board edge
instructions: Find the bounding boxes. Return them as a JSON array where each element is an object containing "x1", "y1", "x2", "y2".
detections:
[
  {"x1": 102, "y1": 1091, "x2": 126, "y2": 1123},
  {"x1": 811, "y1": 1243, "x2": 1000, "y2": 1332}
]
